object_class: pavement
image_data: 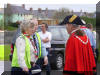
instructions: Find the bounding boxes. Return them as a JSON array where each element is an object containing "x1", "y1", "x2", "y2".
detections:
[
  {"x1": 0, "y1": 61, "x2": 100, "y2": 75},
  {"x1": 0, "y1": 61, "x2": 4, "y2": 75}
]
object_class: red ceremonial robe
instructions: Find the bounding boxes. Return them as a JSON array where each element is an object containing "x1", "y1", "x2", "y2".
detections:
[{"x1": 64, "y1": 32, "x2": 96, "y2": 72}]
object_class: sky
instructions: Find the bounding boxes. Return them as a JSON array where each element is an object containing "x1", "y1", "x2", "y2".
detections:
[
  {"x1": 24, "y1": 4, "x2": 96, "y2": 13},
  {"x1": 0, "y1": 0, "x2": 99, "y2": 12}
]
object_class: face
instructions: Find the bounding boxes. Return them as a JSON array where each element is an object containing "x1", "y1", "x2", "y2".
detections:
[
  {"x1": 32, "y1": 25, "x2": 38, "y2": 33},
  {"x1": 66, "y1": 24, "x2": 73, "y2": 34},
  {"x1": 41, "y1": 24, "x2": 46, "y2": 31},
  {"x1": 26, "y1": 25, "x2": 35, "y2": 35},
  {"x1": 30, "y1": 19, "x2": 39, "y2": 33}
]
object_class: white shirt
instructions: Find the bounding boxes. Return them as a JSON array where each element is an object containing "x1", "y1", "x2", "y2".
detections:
[
  {"x1": 39, "y1": 31, "x2": 52, "y2": 48},
  {"x1": 16, "y1": 36, "x2": 38, "y2": 69}
]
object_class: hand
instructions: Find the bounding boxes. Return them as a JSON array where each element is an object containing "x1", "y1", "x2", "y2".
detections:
[
  {"x1": 23, "y1": 67, "x2": 29, "y2": 72},
  {"x1": 94, "y1": 52, "x2": 97, "y2": 58},
  {"x1": 44, "y1": 56, "x2": 48, "y2": 65},
  {"x1": 32, "y1": 63, "x2": 36, "y2": 67},
  {"x1": 42, "y1": 38, "x2": 49, "y2": 43}
]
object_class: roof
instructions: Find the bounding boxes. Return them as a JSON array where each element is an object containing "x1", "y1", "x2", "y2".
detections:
[
  {"x1": 5, "y1": 5, "x2": 33, "y2": 15},
  {"x1": 97, "y1": 1, "x2": 100, "y2": 12},
  {"x1": 72, "y1": 12, "x2": 83, "y2": 16},
  {"x1": 33, "y1": 10, "x2": 56, "y2": 19}
]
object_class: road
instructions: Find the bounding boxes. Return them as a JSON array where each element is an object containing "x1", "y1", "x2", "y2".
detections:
[{"x1": 0, "y1": 61, "x2": 100, "y2": 75}]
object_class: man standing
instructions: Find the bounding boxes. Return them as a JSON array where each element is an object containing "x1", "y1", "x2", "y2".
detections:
[
  {"x1": 60, "y1": 15, "x2": 96, "y2": 75},
  {"x1": 38, "y1": 23, "x2": 52, "y2": 75}
]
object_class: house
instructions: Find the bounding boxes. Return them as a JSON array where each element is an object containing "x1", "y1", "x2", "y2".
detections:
[
  {"x1": 5, "y1": 4, "x2": 34, "y2": 25},
  {"x1": 0, "y1": 8, "x2": 4, "y2": 20},
  {"x1": 71, "y1": 10, "x2": 95, "y2": 18},
  {"x1": 4, "y1": 4, "x2": 58, "y2": 25},
  {"x1": 97, "y1": 1, "x2": 100, "y2": 12},
  {"x1": 32, "y1": 8, "x2": 58, "y2": 25},
  {"x1": 33, "y1": 8, "x2": 56, "y2": 19}
]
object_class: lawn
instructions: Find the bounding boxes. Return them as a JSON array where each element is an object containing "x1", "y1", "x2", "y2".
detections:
[
  {"x1": 98, "y1": 41, "x2": 100, "y2": 63},
  {"x1": 0, "y1": 45, "x2": 10, "y2": 61}
]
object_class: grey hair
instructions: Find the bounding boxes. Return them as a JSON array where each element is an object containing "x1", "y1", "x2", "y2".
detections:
[
  {"x1": 20, "y1": 20, "x2": 36, "y2": 33},
  {"x1": 72, "y1": 24, "x2": 80, "y2": 28}
]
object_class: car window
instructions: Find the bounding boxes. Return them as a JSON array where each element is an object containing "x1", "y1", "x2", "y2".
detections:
[
  {"x1": 48, "y1": 27, "x2": 64, "y2": 41},
  {"x1": 38, "y1": 26, "x2": 69, "y2": 41},
  {"x1": 60, "y1": 27, "x2": 69, "y2": 41}
]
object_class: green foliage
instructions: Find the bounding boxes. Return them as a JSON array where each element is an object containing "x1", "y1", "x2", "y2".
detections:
[
  {"x1": 4, "y1": 25, "x2": 18, "y2": 31},
  {"x1": 4, "y1": 22, "x2": 19, "y2": 31},
  {"x1": 98, "y1": 41, "x2": 100, "y2": 63},
  {"x1": 0, "y1": 19, "x2": 4, "y2": 30},
  {"x1": 52, "y1": 8, "x2": 71, "y2": 22},
  {"x1": 81, "y1": 17, "x2": 96, "y2": 27}
]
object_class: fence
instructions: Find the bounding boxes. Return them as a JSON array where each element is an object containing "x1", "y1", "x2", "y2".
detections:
[{"x1": 0, "y1": 31, "x2": 16, "y2": 44}]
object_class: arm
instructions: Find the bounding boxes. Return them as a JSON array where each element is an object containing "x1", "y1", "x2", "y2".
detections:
[{"x1": 42, "y1": 32, "x2": 52, "y2": 43}]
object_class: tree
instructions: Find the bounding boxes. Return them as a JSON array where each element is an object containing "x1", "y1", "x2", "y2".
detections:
[
  {"x1": 52, "y1": 8, "x2": 71, "y2": 23},
  {"x1": 0, "y1": 18, "x2": 4, "y2": 30}
]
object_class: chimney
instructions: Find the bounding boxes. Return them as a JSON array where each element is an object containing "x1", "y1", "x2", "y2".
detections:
[
  {"x1": 7, "y1": 3, "x2": 11, "y2": 8},
  {"x1": 38, "y1": 8, "x2": 42, "y2": 13},
  {"x1": 71, "y1": 10, "x2": 74, "y2": 14},
  {"x1": 22, "y1": 4, "x2": 25, "y2": 9},
  {"x1": 46, "y1": 8, "x2": 48, "y2": 11},
  {"x1": 45, "y1": 8, "x2": 48, "y2": 16},
  {"x1": 30, "y1": 8, "x2": 33, "y2": 11},
  {"x1": 80, "y1": 9, "x2": 82, "y2": 13}
]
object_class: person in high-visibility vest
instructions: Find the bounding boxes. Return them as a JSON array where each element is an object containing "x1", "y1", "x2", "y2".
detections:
[{"x1": 11, "y1": 20, "x2": 48, "y2": 75}]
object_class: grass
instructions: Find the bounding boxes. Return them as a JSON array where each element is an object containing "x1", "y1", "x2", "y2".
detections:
[
  {"x1": 0, "y1": 45, "x2": 10, "y2": 61},
  {"x1": 4, "y1": 25, "x2": 18, "y2": 31},
  {"x1": 98, "y1": 41, "x2": 100, "y2": 63}
]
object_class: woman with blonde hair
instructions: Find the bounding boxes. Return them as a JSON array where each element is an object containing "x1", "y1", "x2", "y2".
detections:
[{"x1": 11, "y1": 20, "x2": 42, "y2": 75}]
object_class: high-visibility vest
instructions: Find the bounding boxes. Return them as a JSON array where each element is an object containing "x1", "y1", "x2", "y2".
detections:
[
  {"x1": 33, "y1": 32, "x2": 41, "y2": 58},
  {"x1": 12, "y1": 34, "x2": 31, "y2": 69}
]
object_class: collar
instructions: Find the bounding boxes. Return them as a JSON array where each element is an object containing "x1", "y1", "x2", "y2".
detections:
[
  {"x1": 80, "y1": 26, "x2": 87, "y2": 29},
  {"x1": 71, "y1": 28, "x2": 80, "y2": 34},
  {"x1": 23, "y1": 32, "x2": 32, "y2": 39}
]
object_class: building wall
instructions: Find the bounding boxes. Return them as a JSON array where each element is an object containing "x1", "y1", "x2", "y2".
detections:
[
  {"x1": 24, "y1": 15, "x2": 33, "y2": 20},
  {"x1": 12, "y1": 14, "x2": 24, "y2": 22},
  {"x1": 0, "y1": 14, "x2": 3, "y2": 20},
  {"x1": 38, "y1": 20, "x2": 58, "y2": 25}
]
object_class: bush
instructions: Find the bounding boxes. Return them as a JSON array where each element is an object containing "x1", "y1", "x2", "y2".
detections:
[
  {"x1": 10, "y1": 22, "x2": 19, "y2": 28},
  {"x1": 4, "y1": 25, "x2": 18, "y2": 31},
  {"x1": 0, "y1": 19, "x2": 4, "y2": 30},
  {"x1": 81, "y1": 17, "x2": 96, "y2": 27},
  {"x1": 4, "y1": 22, "x2": 19, "y2": 31}
]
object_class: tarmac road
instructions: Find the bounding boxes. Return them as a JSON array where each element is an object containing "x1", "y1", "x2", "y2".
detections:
[{"x1": 0, "y1": 61, "x2": 100, "y2": 75}]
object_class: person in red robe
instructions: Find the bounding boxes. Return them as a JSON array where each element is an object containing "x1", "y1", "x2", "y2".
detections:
[{"x1": 60, "y1": 15, "x2": 96, "y2": 75}]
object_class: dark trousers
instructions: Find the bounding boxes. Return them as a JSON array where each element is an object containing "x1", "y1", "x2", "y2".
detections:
[
  {"x1": 11, "y1": 65, "x2": 41, "y2": 75},
  {"x1": 36, "y1": 48, "x2": 51, "y2": 75}
]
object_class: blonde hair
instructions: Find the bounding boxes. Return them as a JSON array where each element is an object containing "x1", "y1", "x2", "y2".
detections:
[{"x1": 20, "y1": 20, "x2": 38, "y2": 33}]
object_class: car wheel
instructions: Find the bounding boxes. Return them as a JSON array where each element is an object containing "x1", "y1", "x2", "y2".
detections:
[{"x1": 56, "y1": 53, "x2": 63, "y2": 70}]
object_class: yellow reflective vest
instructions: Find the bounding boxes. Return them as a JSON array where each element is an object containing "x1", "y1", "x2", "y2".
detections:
[{"x1": 12, "y1": 34, "x2": 31, "y2": 69}]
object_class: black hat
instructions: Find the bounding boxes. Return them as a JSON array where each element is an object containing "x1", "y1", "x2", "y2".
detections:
[{"x1": 60, "y1": 15, "x2": 86, "y2": 25}]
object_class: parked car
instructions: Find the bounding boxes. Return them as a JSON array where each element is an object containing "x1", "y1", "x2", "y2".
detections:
[
  {"x1": 46, "y1": 26, "x2": 69, "y2": 70},
  {"x1": 9, "y1": 25, "x2": 69, "y2": 70}
]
